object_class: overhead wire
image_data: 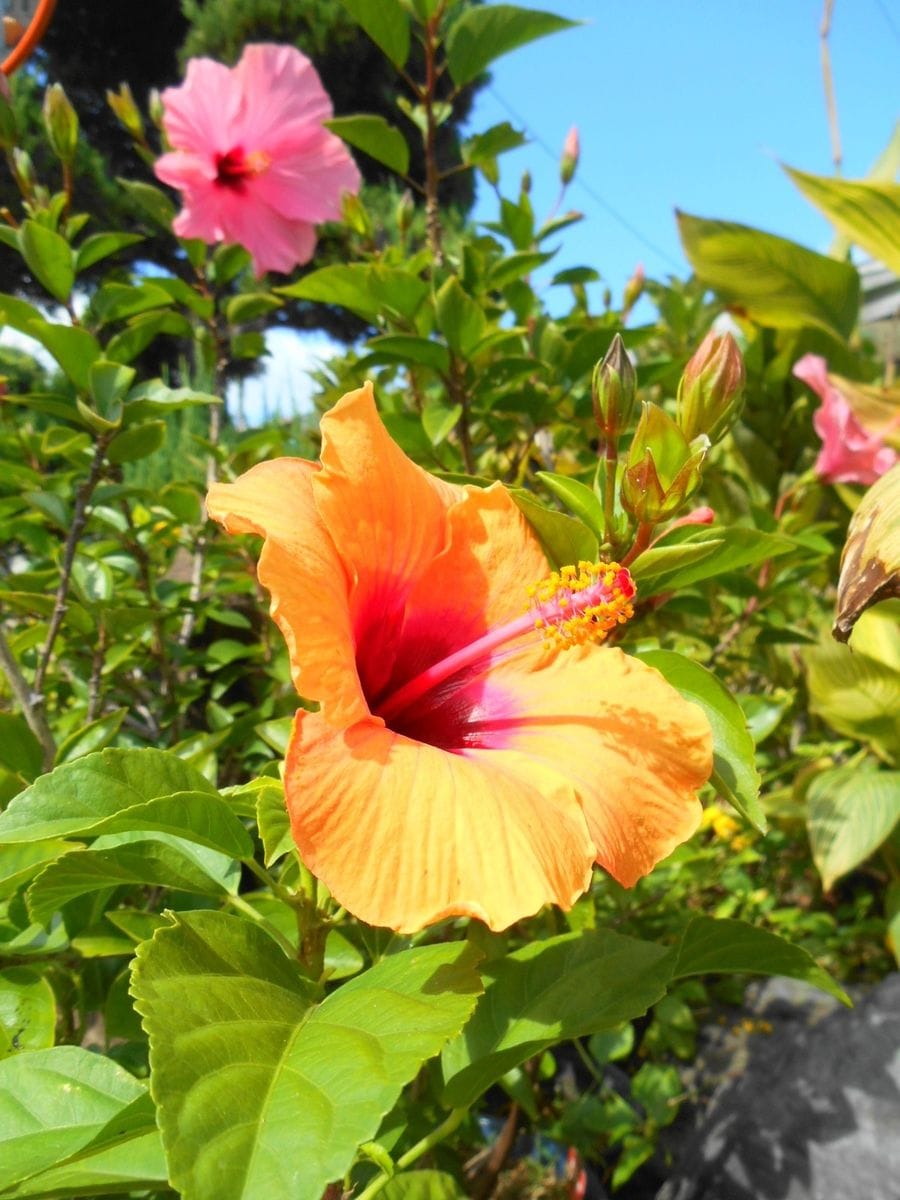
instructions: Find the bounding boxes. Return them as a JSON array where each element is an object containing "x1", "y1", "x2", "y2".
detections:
[{"x1": 487, "y1": 84, "x2": 683, "y2": 271}]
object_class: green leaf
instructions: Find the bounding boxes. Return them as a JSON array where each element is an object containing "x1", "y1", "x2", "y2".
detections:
[
  {"x1": 0, "y1": 1045, "x2": 162, "y2": 1192},
  {"x1": 0, "y1": 967, "x2": 56, "y2": 1057},
  {"x1": 422, "y1": 401, "x2": 462, "y2": 446},
  {"x1": 339, "y1": 0, "x2": 410, "y2": 68},
  {"x1": 445, "y1": 5, "x2": 578, "y2": 87},
  {"x1": 123, "y1": 378, "x2": 220, "y2": 422},
  {"x1": 536, "y1": 471, "x2": 606, "y2": 541},
  {"x1": 18, "y1": 220, "x2": 75, "y2": 304},
  {"x1": 326, "y1": 114, "x2": 409, "y2": 176},
  {"x1": 105, "y1": 310, "x2": 193, "y2": 363},
  {"x1": 435, "y1": 277, "x2": 486, "y2": 356},
  {"x1": 73, "y1": 790, "x2": 253, "y2": 859},
  {"x1": 0, "y1": 747, "x2": 217, "y2": 844},
  {"x1": 512, "y1": 490, "x2": 598, "y2": 569},
  {"x1": 131, "y1": 910, "x2": 481, "y2": 1200},
  {"x1": 0, "y1": 715, "x2": 42, "y2": 781},
  {"x1": 74, "y1": 231, "x2": 144, "y2": 273},
  {"x1": 117, "y1": 178, "x2": 176, "y2": 229},
  {"x1": 636, "y1": 649, "x2": 765, "y2": 832},
  {"x1": 630, "y1": 538, "x2": 725, "y2": 588},
  {"x1": 785, "y1": 166, "x2": 900, "y2": 276},
  {"x1": 27, "y1": 324, "x2": 102, "y2": 392},
  {"x1": 367, "y1": 334, "x2": 450, "y2": 374},
  {"x1": 4, "y1": 1124, "x2": 168, "y2": 1198},
  {"x1": 804, "y1": 606, "x2": 900, "y2": 763},
  {"x1": 677, "y1": 210, "x2": 860, "y2": 340},
  {"x1": 635, "y1": 526, "x2": 799, "y2": 593},
  {"x1": 380, "y1": 1172, "x2": 466, "y2": 1200},
  {"x1": 0, "y1": 840, "x2": 74, "y2": 901},
  {"x1": 462, "y1": 122, "x2": 527, "y2": 166},
  {"x1": 55, "y1": 708, "x2": 127, "y2": 763},
  {"x1": 86, "y1": 358, "x2": 135, "y2": 428},
  {"x1": 671, "y1": 916, "x2": 850, "y2": 1004},
  {"x1": 440, "y1": 929, "x2": 671, "y2": 1107},
  {"x1": 107, "y1": 418, "x2": 166, "y2": 462},
  {"x1": 224, "y1": 292, "x2": 282, "y2": 324},
  {"x1": 279, "y1": 264, "x2": 427, "y2": 322},
  {"x1": 27, "y1": 833, "x2": 239, "y2": 925},
  {"x1": 807, "y1": 766, "x2": 900, "y2": 889}
]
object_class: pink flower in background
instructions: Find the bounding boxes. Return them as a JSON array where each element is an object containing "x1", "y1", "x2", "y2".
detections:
[
  {"x1": 155, "y1": 44, "x2": 361, "y2": 276},
  {"x1": 793, "y1": 353, "x2": 897, "y2": 485}
]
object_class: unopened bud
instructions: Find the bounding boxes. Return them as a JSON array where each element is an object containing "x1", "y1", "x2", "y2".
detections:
[
  {"x1": 43, "y1": 84, "x2": 79, "y2": 167},
  {"x1": 341, "y1": 190, "x2": 372, "y2": 239},
  {"x1": 12, "y1": 146, "x2": 35, "y2": 193},
  {"x1": 106, "y1": 83, "x2": 144, "y2": 142},
  {"x1": 395, "y1": 188, "x2": 414, "y2": 235},
  {"x1": 521, "y1": 169, "x2": 532, "y2": 195},
  {"x1": 621, "y1": 401, "x2": 708, "y2": 523},
  {"x1": 622, "y1": 263, "x2": 645, "y2": 316},
  {"x1": 677, "y1": 330, "x2": 745, "y2": 443},
  {"x1": 592, "y1": 333, "x2": 636, "y2": 440},
  {"x1": 560, "y1": 125, "x2": 579, "y2": 186},
  {"x1": 148, "y1": 89, "x2": 164, "y2": 129}
]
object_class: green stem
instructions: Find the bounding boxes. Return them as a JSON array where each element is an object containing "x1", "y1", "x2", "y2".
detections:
[
  {"x1": 225, "y1": 893, "x2": 297, "y2": 959},
  {"x1": 242, "y1": 856, "x2": 294, "y2": 904},
  {"x1": 355, "y1": 1108, "x2": 470, "y2": 1200}
]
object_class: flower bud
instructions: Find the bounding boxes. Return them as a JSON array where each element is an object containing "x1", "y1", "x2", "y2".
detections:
[
  {"x1": 560, "y1": 125, "x2": 579, "y2": 186},
  {"x1": 521, "y1": 169, "x2": 532, "y2": 195},
  {"x1": 148, "y1": 89, "x2": 164, "y2": 129},
  {"x1": 395, "y1": 188, "x2": 414, "y2": 236},
  {"x1": 592, "y1": 333, "x2": 636, "y2": 440},
  {"x1": 622, "y1": 263, "x2": 645, "y2": 317},
  {"x1": 677, "y1": 330, "x2": 745, "y2": 443},
  {"x1": 12, "y1": 146, "x2": 35, "y2": 194},
  {"x1": 106, "y1": 83, "x2": 144, "y2": 142},
  {"x1": 43, "y1": 84, "x2": 79, "y2": 167},
  {"x1": 621, "y1": 401, "x2": 708, "y2": 523}
]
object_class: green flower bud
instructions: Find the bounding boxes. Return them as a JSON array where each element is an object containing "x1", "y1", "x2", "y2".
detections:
[
  {"x1": 395, "y1": 188, "x2": 414, "y2": 236},
  {"x1": 677, "y1": 329, "x2": 746, "y2": 443},
  {"x1": 12, "y1": 146, "x2": 35, "y2": 194},
  {"x1": 592, "y1": 333, "x2": 636, "y2": 440},
  {"x1": 106, "y1": 83, "x2": 144, "y2": 142},
  {"x1": 621, "y1": 401, "x2": 708, "y2": 523},
  {"x1": 42, "y1": 84, "x2": 79, "y2": 167},
  {"x1": 148, "y1": 89, "x2": 164, "y2": 129}
]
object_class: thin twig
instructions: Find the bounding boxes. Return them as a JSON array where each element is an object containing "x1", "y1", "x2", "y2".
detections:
[
  {"x1": 33, "y1": 434, "x2": 111, "y2": 698},
  {"x1": 0, "y1": 625, "x2": 57, "y2": 769},
  {"x1": 820, "y1": 0, "x2": 843, "y2": 175}
]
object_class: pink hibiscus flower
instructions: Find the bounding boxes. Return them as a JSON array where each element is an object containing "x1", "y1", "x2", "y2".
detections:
[
  {"x1": 793, "y1": 353, "x2": 897, "y2": 486},
  {"x1": 155, "y1": 44, "x2": 361, "y2": 276}
]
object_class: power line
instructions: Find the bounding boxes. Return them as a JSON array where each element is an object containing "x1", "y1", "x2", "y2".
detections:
[
  {"x1": 872, "y1": 0, "x2": 900, "y2": 46},
  {"x1": 487, "y1": 85, "x2": 683, "y2": 272}
]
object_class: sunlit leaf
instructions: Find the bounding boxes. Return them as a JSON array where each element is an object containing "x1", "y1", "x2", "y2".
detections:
[
  {"x1": 807, "y1": 766, "x2": 900, "y2": 889},
  {"x1": 677, "y1": 211, "x2": 859, "y2": 340},
  {"x1": 132, "y1": 911, "x2": 481, "y2": 1200},
  {"x1": 446, "y1": 5, "x2": 578, "y2": 87}
]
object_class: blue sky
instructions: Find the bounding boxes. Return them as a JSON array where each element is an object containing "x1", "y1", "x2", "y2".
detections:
[
  {"x1": 470, "y1": 0, "x2": 900, "y2": 307},
  {"x1": 227, "y1": 1, "x2": 899, "y2": 420}
]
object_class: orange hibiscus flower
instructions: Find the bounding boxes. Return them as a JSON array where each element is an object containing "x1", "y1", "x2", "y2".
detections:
[{"x1": 207, "y1": 384, "x2": 712, "y2": 932}]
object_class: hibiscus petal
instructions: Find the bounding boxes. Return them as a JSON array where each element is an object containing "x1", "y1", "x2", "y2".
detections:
[
  {"x1": 313, "y1": 385, "x2": 467, "y2": 702},
  {"x1": 471, "y1": 644, "x2": 712, "y2": 887},
  {"x1": 232, "y1": 44, "x2": 334, "y2": 146},
  {"x1": 250, "y1": 134, "x2": 362, "y2": 223},
  {"x1": 285, "y1": 710, "x2": 595, "y2": 933},
  {"x1": 380, "y1": 484, "x2": 549, "y2": 705},
  {"x1": 206, "y1": 456, "x2": 369, "y2": 728},
  {"x1": 160, "y1": 56, "x2": 242, "y2": 155}
]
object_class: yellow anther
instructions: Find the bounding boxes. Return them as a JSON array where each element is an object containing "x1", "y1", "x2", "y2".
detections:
[{"x1": 529, "y1": 561, "x2": 636, "y2": 649}]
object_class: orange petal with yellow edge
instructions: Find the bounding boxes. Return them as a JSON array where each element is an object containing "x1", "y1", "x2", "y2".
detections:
[
  {"x1": 285, "y1": 709, "x2": 595, "y2": 933},
  {"x1": 476, "y1": 644, "x2": 712, "y2": 886},
  {"x1": 206, "y1": 456, "x2": 368, "y2": 728}
]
